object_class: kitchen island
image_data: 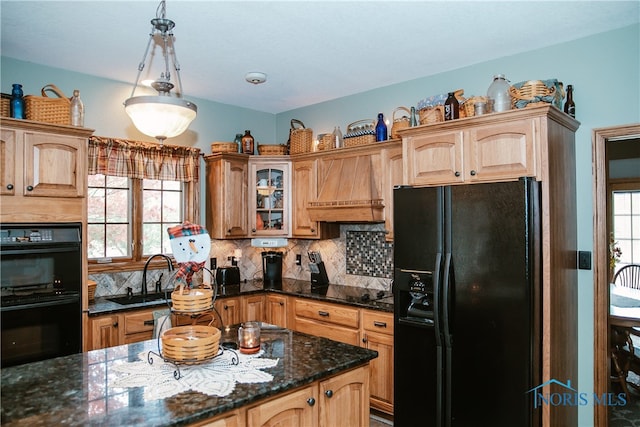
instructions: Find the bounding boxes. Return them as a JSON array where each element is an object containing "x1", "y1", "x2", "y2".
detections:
[{"x1": 1, "y1": 323, "x2": 377, "y2": 426}]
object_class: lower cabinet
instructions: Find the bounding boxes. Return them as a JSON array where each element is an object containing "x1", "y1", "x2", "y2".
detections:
[
  {"x1": 265, "y1": 294, "x2": 289, "y2": 328},
  {"x1": 88, "y1": 307, "x2": 156, "y2": 350},
  {"x1": 215, "y1": 296, "x2": 242, "y2": 328},
  {"x1": 89, "y1": 313, "x2": 119, "y2": 350},
  {"x1": 242, "y1": 294, "x2": 265, "y2": 322},
  {"x1": 193, "y1": 365, "x2": 369, "y2": 427},
  {"x1": 361, "y1": 309, "x2": 394, "y2": 415}
]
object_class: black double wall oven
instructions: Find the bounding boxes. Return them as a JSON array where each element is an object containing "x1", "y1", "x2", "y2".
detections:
[{"x1": 1, "y1": 223, "x2": 83, "y2": 367}]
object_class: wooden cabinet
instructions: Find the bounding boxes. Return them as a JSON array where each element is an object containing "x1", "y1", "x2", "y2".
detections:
[
  {"x1": 242, "y1": 294, "x2": 265, "y2": 322},
  {"x1": 244, "y1": 366, "x2": 368, "y2": 427},
  {"x1": 0, "y1": 118, "x2": 92, "y2": 223},
  {"x1": 292, "y1": 299, "x2": 360, "y2": 346},
  {"x1": 380, "y1": 142, "x2": 403, "y2": 241},
  {"x1": 89, "y1": 313, "x2": 119, "y2": 350},
  {"x1": 190, "y1": 409, "x2": 245, "y2": 427},
  {"x1": 247, "y1": 383, "x2": 317, "y2": 427},
  {"x1": 318, "y1": 365, "x2": 370, "y2": 427},
  {"x1": 248, "y1": 157, "x2": 290, "y2": 236},
  {"x1": 361, "y1": 310, "x2": 394, "y2": 415},
  {"x1": 205, "y1": 153, "x2": 249, "y2": 239},
  {"x1": 265, "y1": 294, "x2": 288, "y2": 328},
  {"x1": 215, "y1": 296, "x2": 242, "y2": 328},
  {"x1": 290, "y1": 159, "x2": 339, "y2": 239},
  {"x1": 403, "y1": 111, "x2": 538, "y2": 186},
  {"x1": 121, "y1": 308, "x2": 156, "y2": 344},
  {"x1": 88, "y1": 307, "x2": 157, "y2": 350}
]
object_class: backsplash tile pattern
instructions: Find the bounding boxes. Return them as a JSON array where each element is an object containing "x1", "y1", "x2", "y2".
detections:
[
  {"x1": 90, "y1": 224, "x2": 394, "y2": 297},
  {"x1": 345, "y1": 231, "x2": 393, "y2": 278}
]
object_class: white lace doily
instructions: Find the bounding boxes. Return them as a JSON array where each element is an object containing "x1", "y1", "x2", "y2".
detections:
[{"x1": 110, "y1": 349, "x2": 279, "y2": 400}]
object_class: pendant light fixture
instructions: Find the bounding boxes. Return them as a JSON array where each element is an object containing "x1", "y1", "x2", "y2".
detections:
[{"x1": 124, "y1": 0, "x2": 197, "y2": 143}]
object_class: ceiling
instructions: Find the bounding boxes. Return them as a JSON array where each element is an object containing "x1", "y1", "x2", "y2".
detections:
[{"x1": 1, "y1": 1, "x2": 638, "y2": 114}]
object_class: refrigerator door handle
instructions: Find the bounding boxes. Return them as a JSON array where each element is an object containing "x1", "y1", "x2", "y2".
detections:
[
  {"x1": 433, "y1": 252, "x2": 443, "y2": 427},
  {"x1": 442, "y1": 252, "x2": 453, "y2": 427}
]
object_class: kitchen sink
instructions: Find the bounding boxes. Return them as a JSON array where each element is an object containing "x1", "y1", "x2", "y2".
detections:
[{"x1": 107, "y1": 292, "x2": 169, "y2": 306}]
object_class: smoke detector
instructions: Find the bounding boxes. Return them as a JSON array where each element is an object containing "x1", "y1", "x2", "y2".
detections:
[{"x1": 245, "y1": 72, "x2": 267, "y2": 85}]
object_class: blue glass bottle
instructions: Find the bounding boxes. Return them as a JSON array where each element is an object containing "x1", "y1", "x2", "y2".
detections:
[
  {"x1": 375, "y1": 113, "x2": 387, "y2": 142},
  {"x1": 10, "y1": 84, "x2": 25, "y2": 119}
]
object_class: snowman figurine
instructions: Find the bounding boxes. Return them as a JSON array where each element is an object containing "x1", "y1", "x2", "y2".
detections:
[{"x1": 167, "y1": 221, "x2": 211, "y2": 287}]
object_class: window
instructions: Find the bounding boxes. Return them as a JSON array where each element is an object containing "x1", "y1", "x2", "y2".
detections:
[
  {"x1": 87, "y1": 136, "x2": 200, "y2": 272},
  {"x1": 611, "y1": 182, "x2": 640, "y2": 274}
]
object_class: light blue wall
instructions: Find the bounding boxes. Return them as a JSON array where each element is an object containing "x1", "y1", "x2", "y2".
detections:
[{"x1": 2, "y1": 23, "x2": 639, "y2": 426}]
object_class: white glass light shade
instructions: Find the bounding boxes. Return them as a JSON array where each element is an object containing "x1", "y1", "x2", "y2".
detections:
[{"x1": 124, "y1": 95, "x2": 197, "y2": 140}]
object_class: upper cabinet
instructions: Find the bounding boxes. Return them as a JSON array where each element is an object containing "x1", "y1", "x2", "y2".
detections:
[
  {"x1": 0, "y1": 118, "x2": 93, "y2": 223},
  {"x1": 205, "y1": 153, "x2": 249, "y2": 239},
  {"x1": 291, "y1": 158, "x2": 339, "y2": 240},
  {"x1": 249, "y1": 157, "x2": 290, "y2": 237},
  {"x1": 402, "y1": 108, "x2": 542, "y2": 186}
]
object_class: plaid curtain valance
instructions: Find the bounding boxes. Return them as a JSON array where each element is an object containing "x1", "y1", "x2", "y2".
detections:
[{"x1": 88, "y1": 136, "x2": 200, "y2": 182}]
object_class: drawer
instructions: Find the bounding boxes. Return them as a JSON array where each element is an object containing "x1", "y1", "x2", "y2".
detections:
[
  {"x1": 294, "y1": 299, "x2": 359, "y2": 329},
  {"x1": 362, "y1": 310, "x2": 394, "y2": 335},
  {"x1": 123, "y1": 309, "x2": 155, "y2": 335},
  {"x1": 294, "y1": 318, "x2": 360, "y2": 346}
]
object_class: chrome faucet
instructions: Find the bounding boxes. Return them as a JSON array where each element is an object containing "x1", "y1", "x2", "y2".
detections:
[{"x1": 142, "y1": 254, "x2": 174, "y2": 296}]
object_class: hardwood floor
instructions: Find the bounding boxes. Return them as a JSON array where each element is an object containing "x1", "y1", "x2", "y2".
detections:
[{"x1": 370, "y1": 410, "x2": 393, "y2": 427}]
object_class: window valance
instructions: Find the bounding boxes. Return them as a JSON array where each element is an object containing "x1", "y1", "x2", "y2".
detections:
[{"x1": 88, "y1": 136, "x2": 200, "y2": 182}]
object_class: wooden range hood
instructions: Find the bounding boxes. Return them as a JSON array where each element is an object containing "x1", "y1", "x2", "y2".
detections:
[{"x1": 307, "y1": 153, "x2": 385, "y2": 223}]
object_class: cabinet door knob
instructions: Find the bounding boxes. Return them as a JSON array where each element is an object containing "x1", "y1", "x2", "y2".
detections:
[
  {"x1": 279, "y1": 301, "x2": 284, "y2": 306},
  {"x1": 6, "y1": 184, "x2": 13, "y2": 190},
  {"x1": 325, "y1": 390, "x2": 334, "y2": 398},
  {"x1": 26, "y1": 185, "x2": 34, "y2": 191},
  {"x1": 224, "y1": 304, "x2": 228, "y2": 310},
  {"x1": 470, "y1": 170, "x2": 477, "y2": 176},
  {"x1": 362, "y1": 337, "x2": 368, "y2": 344},
  {"x1": 113, "y1": 321, "x2": 119, "y2": 328},
  {"x1": 307, "y1": 397, "x2": 316, "y2": 406},
  {"x1": 227, "y1": 229, "x2": 232, "y2": 234},
  {"x1": 252, "y1": 228, "x2": 256, "y2": 232},
  {"x1": 310, "y1": 228, "x2": 316, "y2": 233},
  {"x1": 454, "y1": 171, "x2": 460, "y2": 177}
]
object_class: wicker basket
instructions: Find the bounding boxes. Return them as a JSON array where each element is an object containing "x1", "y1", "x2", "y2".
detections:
[
  {"x1": 289, "y1": 119, "x2": 313, "y2": 154},
  {"x1": 344, "y1": 119, "x2": 376, "y2": 147},
  {"x1": 87, "y1": 280, "x2": 97, "y2": 303},
  {"x1": 210, "y1": 142, "x2": 238, "y2": 153},
  {"x1": 24, "y1": 84, "x2": 71, "y2": 125},
  {"x1": 161, "y1": 322, "x2": 221, "y2": 364},
  {"x1": 391, "y1": 107, "x2": 410, "y2": 139},
  {"x1": 460, "y1": 96, "x2": 488, "y2": 117},
  {"x1": 318, "y1": 133, "x2": 334, "y2": 150},
  {"x1": 419, "y1": 106, "x2": 444, "y2": 125},
  {"x1": 258, "y1": 144, "x2": 287, "y2": 155},
  {"x1": 171, "y1": 283, "x2": 214, "y2": 313},
  {"x1": 509, "y1": 80, "x2": 563, "y2": 109},
  {"x1": 1, "y1": 94, "x2": 10, "y2": 118}
]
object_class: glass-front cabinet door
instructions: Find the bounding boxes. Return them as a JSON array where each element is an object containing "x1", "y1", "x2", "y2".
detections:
[{"x1": 249, "y1": 158, "x2": 290, "y2": 237}]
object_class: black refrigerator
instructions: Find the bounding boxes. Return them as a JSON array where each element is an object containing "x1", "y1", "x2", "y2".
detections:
[{"x1": 393, "y1": 178, "x2": 541, "y2": 427}]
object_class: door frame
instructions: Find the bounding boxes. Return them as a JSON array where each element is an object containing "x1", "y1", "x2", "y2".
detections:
[{"x1": 593, "y1": 123, "x2": 640, "y2": 427}]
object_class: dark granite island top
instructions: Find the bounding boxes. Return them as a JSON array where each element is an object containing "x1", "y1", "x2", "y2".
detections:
[{"x1": 1, "y1": 324, "x2": 377, "y2": 426}]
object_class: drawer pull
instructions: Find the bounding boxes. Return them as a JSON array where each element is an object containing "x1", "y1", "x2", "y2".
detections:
[
  {"x1": 318, "y1": 311, "x2": 329, "y2": 317},
  {"x1": 144, "y1": 320, "x2": 155, "y2": 326},
  {"x1": 373, "y1": 321, "x2": 387, "y2": 328}
]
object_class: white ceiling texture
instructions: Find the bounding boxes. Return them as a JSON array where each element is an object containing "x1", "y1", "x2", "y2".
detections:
[{"x1": 1, "y1": 1, "x2": 639, "y2": 114}]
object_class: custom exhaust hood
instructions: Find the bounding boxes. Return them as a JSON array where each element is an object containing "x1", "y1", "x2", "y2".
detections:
[{"x1": 307, "y1": 153, "x2": 385, "y2": 223}]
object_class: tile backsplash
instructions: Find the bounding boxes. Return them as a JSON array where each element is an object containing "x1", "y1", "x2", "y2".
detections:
[{"x1": 90, "y1": 223, "x2": 394, "y2": 298}]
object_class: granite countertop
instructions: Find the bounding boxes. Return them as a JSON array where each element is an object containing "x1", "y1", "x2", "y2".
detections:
[
  {"x1": 89, "y1": 278, "x2": 394, "y2": 316},
  {"x1": 0, "y1": 324, "x2": 378, "y2": 426}
]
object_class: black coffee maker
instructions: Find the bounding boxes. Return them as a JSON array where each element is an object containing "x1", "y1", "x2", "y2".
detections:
[{"x1": 262, "y1": 251, "x2": 283, "y2": 289}]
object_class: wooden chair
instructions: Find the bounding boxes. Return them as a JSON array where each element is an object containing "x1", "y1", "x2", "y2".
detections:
[
  {"x1": 614, "y1": 264, "x2": 640, "y2": 290},
  {"x1": 610, "y1": 326, "x2": 640, "y2": 397}
]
